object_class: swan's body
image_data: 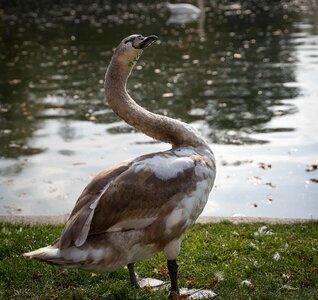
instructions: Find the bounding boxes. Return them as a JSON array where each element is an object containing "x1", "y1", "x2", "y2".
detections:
[
  {"x1": 24, "y1": 34, "x2": 216, "y2": 297},
  {"x1": 166, "y1": 2, "x2": 201, "y2": 25},
  {"x1": 166, "y1": 2, "x2": 201, "y2": 15}
]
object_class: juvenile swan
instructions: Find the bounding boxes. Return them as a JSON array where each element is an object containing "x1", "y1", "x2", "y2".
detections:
[{"x1": 24, "y1": 34, "x2": 216, "y2": 298}]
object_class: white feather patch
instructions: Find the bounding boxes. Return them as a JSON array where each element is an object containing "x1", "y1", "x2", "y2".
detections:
[
  {"x1": 173, "y1": 147, "x2": 198, "y2": 157},
  {"x1": 166, "y1": 208, "x2": 185, "y2": 231},
  {"x1": 133, "y1": 155, "x2": 194, "y2": 180},
  {"x1": 163, "y1": 238, "x2": 182, "y2": 260}
]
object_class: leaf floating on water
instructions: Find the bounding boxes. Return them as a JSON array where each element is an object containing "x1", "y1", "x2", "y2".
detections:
[
  {"x1": 72, "y1": 162, "x2": 86, "y2": 166},
  {"x1": 309, "y1": 178, "x2": 318, "y2": 183},
  {"x1": 248, "y1": 176, "x2": 276, "y2": 188},
  {"x1": 265, "y1": 182, "x2": 276, "y2": 188},
  {"x1": 222, "y1": 160, "x2": 253, "y2": 166},
  {"x1": 8, "y1": 79, "x2": 22, "y2": 85},
  {"x1": 306, "y1": 164, "x2": 317, "y2": 172},
  {"x1": 162, "y1": 92, "x2": 174, "y2": 98},
  {"x1": 266, "y1": 194, "x2": 273, "y2": 204},
  {"x1": 258, "y1": 162, "x2": 272, "y2": 170},
  {"x1": 247, "y1": 176, "x2": 262, "y2": 185}
]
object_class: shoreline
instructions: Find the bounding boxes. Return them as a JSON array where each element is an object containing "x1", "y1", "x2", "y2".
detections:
[{"x1": 0, "y1": 215, "x2": 315, "y2": 225}]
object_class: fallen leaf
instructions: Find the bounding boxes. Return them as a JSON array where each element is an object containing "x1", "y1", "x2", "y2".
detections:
[
  {"x1": 249, "y1": 242, "x2": 259, "y2": 251},
  {"x1": 231, "y1": 231, "x2": 240, "y2": 237},
  {"x1": 281, "y1": 273, "x2": 292, "y2": 281},
  {"x1": 209, "y1": 277, "x2": 219, "y2": 286},
  {"x1": 143, "y1": 285, "x2": 153, "y2": 294},
  {"x1": 157, "y1": 264, "x2": 169, "y2": 277},
  {"x1": 32, "y1": 273, "x2": 43, "y2": 280},
  {"x1": 240, "y1": 279, "x2": 254, "y2": 290},
  {"x1": 186, "y1": 276, "x2": 197, "y2": 287},
  {"x1": 308, "y1": 267, "x2": 317, "y2": 273},
  {"x1": 255, "y1": 226, "x2": 273, "y2": 236},
  {"x1": 300, "y1": 280, "x2": 311, "y2": 288},
  {"x1": 280, "y1": 284, "x2": 298, "y2": 290},
  {"x1": 273, "y1": 252, "x2": 281, "y2": 261},
  {"x1": 214, "y1": 271, "x2": 224, "y2": 281},
  {"x1": 284, "y1": 243, "x2": 289, "y2": 251}
]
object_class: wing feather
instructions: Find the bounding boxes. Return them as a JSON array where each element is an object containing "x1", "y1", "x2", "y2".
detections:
[
  {"x1": 58, "y1": 162, "x2": 129, "y2": 249},
  {"x1": 58, "y1": 150, "x2": 212, "y2": 249},
  {"x1": 88, "y1": 162, "x2": 197, "y2": 235}
]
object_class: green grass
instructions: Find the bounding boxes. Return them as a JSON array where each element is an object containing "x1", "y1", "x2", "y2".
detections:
[{"x1": 0, "y1": 222, "x2": 317, "y2": 299}]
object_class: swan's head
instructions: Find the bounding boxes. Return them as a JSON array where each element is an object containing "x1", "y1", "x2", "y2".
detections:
[{"x1": 114, "y1": 34, "x2": 158, "y2": 68}]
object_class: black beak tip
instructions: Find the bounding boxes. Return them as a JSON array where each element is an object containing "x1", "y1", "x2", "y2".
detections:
[
  {"x1": 147, "y1": 35, "x2": 159, "y2": 42},
  {"x1": 140, "y1": 35, "x2": 159, "y2": 49}
]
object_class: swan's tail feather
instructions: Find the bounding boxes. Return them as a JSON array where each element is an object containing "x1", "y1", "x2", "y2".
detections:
[{"x1": 23, "y1": 246, "x2": 67, "y2": 265}]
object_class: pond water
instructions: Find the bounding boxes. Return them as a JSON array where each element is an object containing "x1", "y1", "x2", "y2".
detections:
[{"x1": 1, "y1": 0, "x2": 317, "y2": 218}]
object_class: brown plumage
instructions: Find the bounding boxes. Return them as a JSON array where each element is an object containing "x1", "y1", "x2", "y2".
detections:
[{"x1": 24, "y1": 34, "x2": 216, "y2": 298}]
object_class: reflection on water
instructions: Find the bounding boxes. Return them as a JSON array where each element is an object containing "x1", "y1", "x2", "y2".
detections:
[{"x1": 1, "y1": 0, "x2": 317, "y2": 218}]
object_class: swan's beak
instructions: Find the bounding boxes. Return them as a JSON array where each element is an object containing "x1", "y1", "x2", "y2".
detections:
[{"x1": 139, "y1": 35, "x2": 159, "y2": 49}]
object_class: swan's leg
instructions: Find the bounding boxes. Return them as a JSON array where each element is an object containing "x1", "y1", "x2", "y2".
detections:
[
  {"x1": 167, "y1": 259, "x2": 179, "y2": 296},
  {"x1": 127, "y1": 263, "x2": 140, "y2": 288}
]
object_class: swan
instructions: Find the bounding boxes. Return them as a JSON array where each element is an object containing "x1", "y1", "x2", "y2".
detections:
[
  {"x1": 24, "y1": 34, "x2": 216, "y2": 298},
  {"x1": 166, "y1": 2, "x2": 201, "y2": 15},
  {"x1": 166, "y1": 2, "x2": 201, "y2": 24}
]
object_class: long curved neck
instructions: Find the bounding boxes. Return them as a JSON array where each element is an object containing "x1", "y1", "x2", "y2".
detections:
[{"x1": 104, "y1": 56, "x2": 206, "y2": 148}]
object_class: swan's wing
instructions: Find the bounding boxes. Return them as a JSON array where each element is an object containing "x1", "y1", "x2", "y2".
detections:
[
  {"x1": 58, "y1": 151, "x2": 212, "y2": 249},
  {"x1": 58, "y1": 161, "x2": 130, "y2": 249}
]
